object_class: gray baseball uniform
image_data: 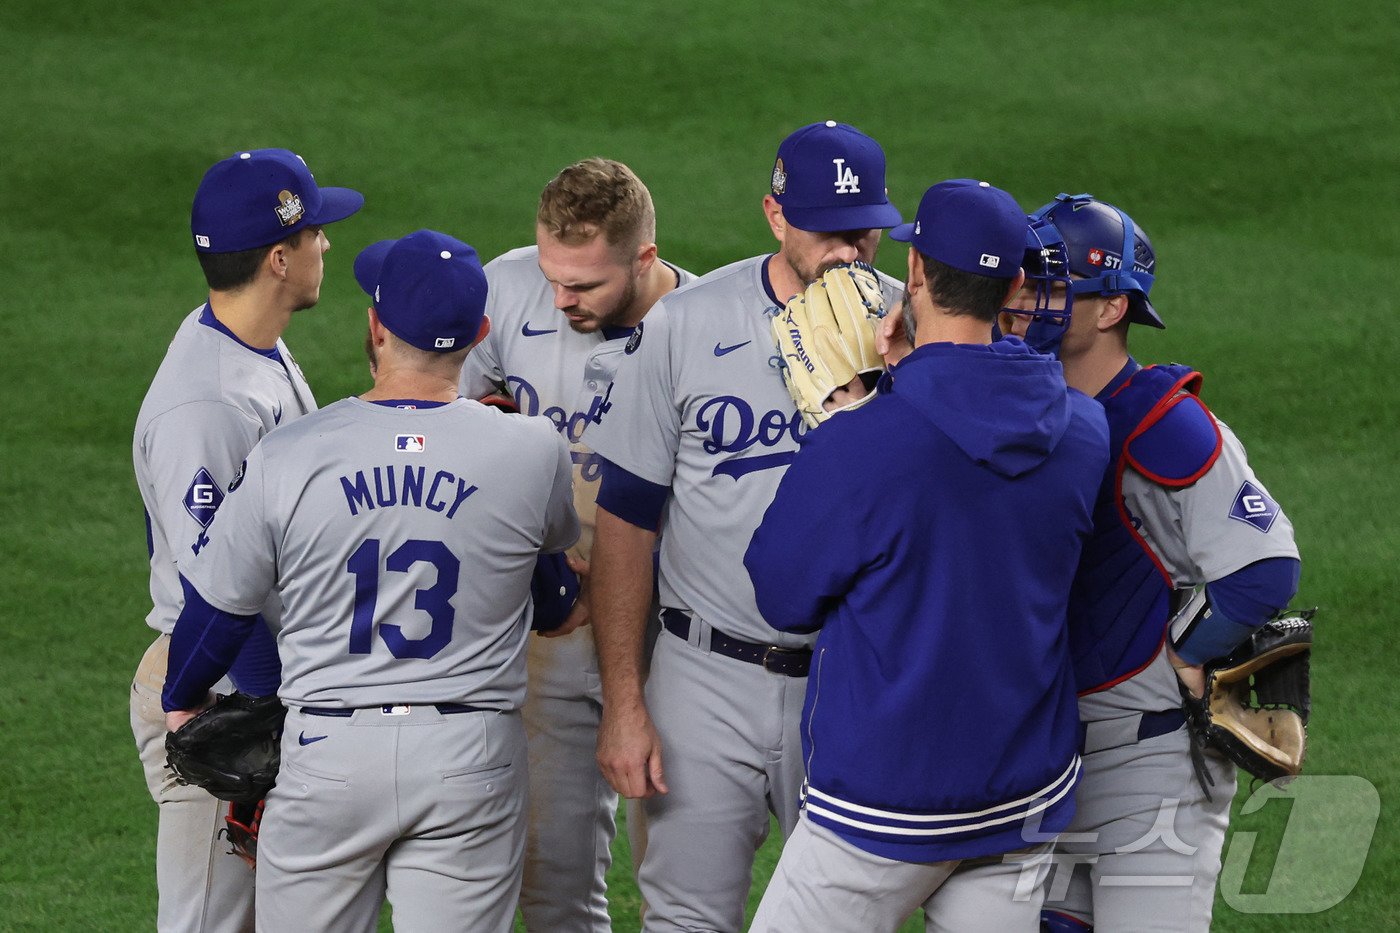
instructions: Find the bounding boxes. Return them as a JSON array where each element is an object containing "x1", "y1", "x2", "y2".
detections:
[
  {"x1": 1048, "y1": 414, "x2": 1299, "y2": 931},
  {"x1": 131, "y1": 304, "x2": 316, "y2": 933},
  {"x1": 584, "y1": 255, "x2": 902, "y2": 932},
  {"x1": 751, "y1": 820, "x2": 1055, "y2": 933},
  {"x1": 461, "y1": 246, "x2": 694, "y2": 932},
  {"x1": 179, "y1": 396, "x2": 578, "y2": 932}
]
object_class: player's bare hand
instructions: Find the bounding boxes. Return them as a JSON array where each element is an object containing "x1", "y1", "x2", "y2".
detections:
[
  {"x1": 165, "y1": 707, "x2": 203, "y2": 733},
  {"x1": 543, "y1": 555, "x2": 591, "y2": 638},
  {"x1": 877, "y1": 297, "x2": 913, "y2": 367},
  {"x1": 597, "y1": 700, "x2": 668, "y2": 798},
  {"x1": 1167, "y1": 646, "x2": 1205, "y2": 699},
  {"x1": 824, "y1": 376, "x2": 871, "y2": 412}
]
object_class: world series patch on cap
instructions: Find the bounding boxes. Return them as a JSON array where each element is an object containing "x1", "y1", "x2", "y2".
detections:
[{"x1": 191, "y1": 148, "x2": 363, "y2": 253}]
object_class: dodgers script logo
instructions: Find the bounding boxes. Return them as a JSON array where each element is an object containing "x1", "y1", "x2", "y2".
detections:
[
  {"x1": 508, "y1": 376, "x2": 607, "y2": 482},
  {"x1": 696, "y1": 396, "x2": 805, "y2": 479}
]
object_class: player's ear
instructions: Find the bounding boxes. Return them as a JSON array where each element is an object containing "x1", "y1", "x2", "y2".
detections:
[
  {"x1": 366, "y1": 306, "x2": 388, "y2": 343},
  {"x1": 471, "y1": 315, "x2": 491, "y2": 348},
  {"x1": 266, "y1": 242, "x2": 289, "y2": 281},
  {"x1": 1099, "y1": 295, "x2": 1130, "y2": 331},
  {"x1": 635, "y1": 241, "x2": 658, "y2": 274},
  {"x1": 1000, "y1": 269, "x2": 1027, "y2": 307},
  {"x1": 905, "y1": 247, "x2": 923, "y2": 294},
  {"x1": 762, "y1": 195, "x2": 786, "y2": 242}
]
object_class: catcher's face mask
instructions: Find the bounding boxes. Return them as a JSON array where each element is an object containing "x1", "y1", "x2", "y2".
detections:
[{"x1": 1000, "y1": 217, "x2": 1074, "y2": 354}]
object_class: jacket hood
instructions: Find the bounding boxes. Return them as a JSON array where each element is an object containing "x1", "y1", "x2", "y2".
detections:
[{"x1": 885, "y1": 337, "x2": 1072, "y2": 477}]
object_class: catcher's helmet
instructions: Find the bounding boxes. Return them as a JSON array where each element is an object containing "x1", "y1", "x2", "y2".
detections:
[{"x1": 1032, "y1": 194, "x2": 1162, "y2": 329}]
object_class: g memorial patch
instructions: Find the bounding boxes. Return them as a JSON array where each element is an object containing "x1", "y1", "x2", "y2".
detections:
[
  {"x1": 183, "y1": 468, "x2": 224, "y2": 527},
  {"x1": 1229, "y1": 480, "x2": 1280, "y2": 532}
]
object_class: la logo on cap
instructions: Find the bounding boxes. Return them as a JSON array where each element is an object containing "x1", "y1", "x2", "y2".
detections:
[{"x1": 833, "y1": 159, "x2": 860, "y2": 194}]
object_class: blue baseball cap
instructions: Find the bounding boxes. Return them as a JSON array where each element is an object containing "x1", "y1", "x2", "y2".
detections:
[
  {"x1": 889, "y1": 179, "x2": 1025, "y2": 279},
  {"x1": 191, "y1": 148, "x2": 363, "y2": 253},
  {"x1": 354, "y1": 230, "x2": 488, "y2": 353},
  {"x1": 770, "y1": 121, "x2": 902, "y2": 232}
]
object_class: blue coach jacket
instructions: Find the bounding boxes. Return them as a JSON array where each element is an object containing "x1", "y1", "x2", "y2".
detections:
[{"x1": 745, "y1": 337, "x2": 1109, "y2": 862}]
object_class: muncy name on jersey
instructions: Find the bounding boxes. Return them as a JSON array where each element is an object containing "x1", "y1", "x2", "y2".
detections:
[{"x1": 340, "y1": 466, "x2": 479, "y2": 519}]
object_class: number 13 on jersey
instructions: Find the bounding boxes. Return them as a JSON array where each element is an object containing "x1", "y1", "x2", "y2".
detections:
[{"x1": 346, "y1": 538, "x2": 459, "y2": 660}]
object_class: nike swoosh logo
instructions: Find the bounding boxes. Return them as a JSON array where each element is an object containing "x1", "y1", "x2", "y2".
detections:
[
  {"x1": 298, "y1": 732, "x2": 328, "y2": 746},
  {"x1": 714, "y1": 340, "x2": 751, "y2": 357},
  {"x1": 522, "y1": 322, "x2": 558, "y2": 337}
]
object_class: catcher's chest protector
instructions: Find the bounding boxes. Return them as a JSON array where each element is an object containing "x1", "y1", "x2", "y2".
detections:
[{"x1": 1068, "y1": 364, "x2": 1219, "y2": 694}]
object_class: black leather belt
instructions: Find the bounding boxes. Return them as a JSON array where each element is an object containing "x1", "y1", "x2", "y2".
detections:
[
  {"x1": 301, "y1": 703, "x2": 492, "y2": 717},
  {"x1": 661, "y1": 608, "x2": 812, "y2": 677}
]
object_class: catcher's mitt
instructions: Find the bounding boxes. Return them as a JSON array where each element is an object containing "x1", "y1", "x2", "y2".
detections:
[
  {"x1": 771, "y1": 262, "x2": 887, "y2": 428},
  {"x1": 1182, "y1": 611, "x2": 1314, "y2": 784},
  {"x1": 222, "y1": 799, "x2": 265, "y2": 868},
  {"x1": 166, "y1": 693, "x2": 286, "y2": 804}
]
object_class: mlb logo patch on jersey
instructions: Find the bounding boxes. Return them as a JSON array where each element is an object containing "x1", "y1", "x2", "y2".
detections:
[
  {"x1": 183, "y1": 468, "x2": 224, "y2": 528},
  {"x1": 395, "y1": 434, "x2": 426, "y2": 452},
  {"x1": 1229, "y1": 480, "x2": 1280, "y2": 532}
]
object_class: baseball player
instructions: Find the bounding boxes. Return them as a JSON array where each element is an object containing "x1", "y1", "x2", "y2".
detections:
[
  {"x1": 162, "y1": 229, "x2": 581, "y2": 932},
  {"x1": 131, "y1": 148, "x2": 362, "y2": 933},
  {"x1": 998, "y1": 196, "x2": 1301, "y2": 932},
  {"x1": 459, "y1": 158, "x2": 696, "y2": 931},
  {"x1": 745, "y1": 179, "x2": 1110, "y2": 933},
  {"x1": 585, "y1": 121, "x2": 904, "y2": 932}
]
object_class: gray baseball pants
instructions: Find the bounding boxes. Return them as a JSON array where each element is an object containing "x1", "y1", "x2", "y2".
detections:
[
  {"x1": 752, "y1": 817, "x2": 1055, "y2": 933},
  {"x1": 255, "y1": 705, "x2": 527, "y2": 933},
  {"x1": 131, "y1": 634, "x2": 255, "y2": 933},
  {"x1": 1042, "y1": 726, "x2": 1234, "y2": 931},
  {"x1": 636, "y1": 620, "x2": 808, "y2": 933}
]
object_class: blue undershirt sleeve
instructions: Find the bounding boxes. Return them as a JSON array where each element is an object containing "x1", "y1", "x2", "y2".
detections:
[
  {"x1": 163, "y1": 575, "x2": 260, "y2": 712},
  {"x1": 1176, "y1": 557, "x2": 1302, "y2": 664},
  {"x1": 227, "y1": 618, "x2": 281, "y2": 696},
  {"x1": 595, "y1": 456, "x2": 668, "y2": 532},
  {"x1": 530, "y1": 552, "x2": 581, "y2": 632}
]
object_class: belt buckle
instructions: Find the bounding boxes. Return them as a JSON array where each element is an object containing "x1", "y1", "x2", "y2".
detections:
[
  {"x1": 762, "y1": 646, "x2": 796, "y2": 673},
  {"x1": 382, "y1": 704, "x2": 411, "y2": 716}
]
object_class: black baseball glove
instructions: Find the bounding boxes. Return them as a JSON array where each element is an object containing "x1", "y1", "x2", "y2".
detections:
[
  {"x1": 1182, "y1": 610, "x2": 1313, "y2": 784},
  {"x1": 165, "y1": 692, "x2": 286, "y2": 804}
]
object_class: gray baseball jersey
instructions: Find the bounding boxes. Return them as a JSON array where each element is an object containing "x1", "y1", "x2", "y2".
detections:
[
  {"x1": 134, "y1": 305, "x2": 316, "y2": 634},
  {"x1": 584, "y1": 254, "x2": 901, "y2": 931},
  {"x1": 1051, "y1": 406, "x2": 1300, "y2": 930},
  {"x1": 132, "y1": 303, "x2": 315, "y2": 933},
  {"x1": 585, "y1": 254, "x2": 903, "y2": 646},
  {"x1": 462, "y1": 245, "x2": 695, "y2": 559},
  {"x1": 1079, "y1": 418, "x2": 1300, "y2": 722},
  {"x1": 459, "y1": 245, "x2": 694, "y2": 932},
  {"x1": 180, "y1": 397, "x2": 579, "y2": 709}
]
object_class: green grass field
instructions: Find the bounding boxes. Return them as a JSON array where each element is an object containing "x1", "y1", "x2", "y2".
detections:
[{"x1": 2, "y1": 1, "x2": 1395, "y2": 929}]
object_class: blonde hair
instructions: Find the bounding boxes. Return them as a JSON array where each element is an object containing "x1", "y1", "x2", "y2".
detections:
[{"x1": 537, "y1": 158, "x2": 656, "y2": 257}]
